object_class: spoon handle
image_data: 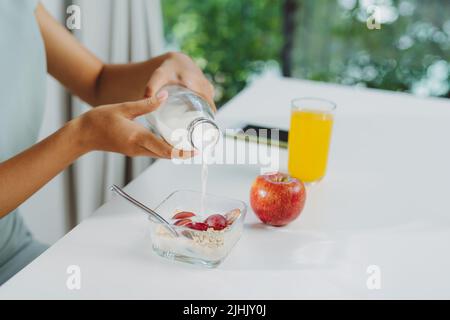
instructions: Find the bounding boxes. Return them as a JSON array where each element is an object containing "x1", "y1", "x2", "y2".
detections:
[{"x1": 110, "y1": 185, "x2": 178, "y2": 236}]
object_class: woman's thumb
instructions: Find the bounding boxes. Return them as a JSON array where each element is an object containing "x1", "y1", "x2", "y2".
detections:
[{"x1": 123, "y1": 90, "x2": 168, "y2": 118}]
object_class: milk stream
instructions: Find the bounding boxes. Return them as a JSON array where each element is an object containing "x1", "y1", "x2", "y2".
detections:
[
  {"x1": 200, "y1": 145, "x2": 213, "y2": 215},
  {"x1": 145, "y1": 85, "x2": 219, "y2": 214},
  {"x1": 200, "y1": 158, "x2": 208, "y2": 215}
]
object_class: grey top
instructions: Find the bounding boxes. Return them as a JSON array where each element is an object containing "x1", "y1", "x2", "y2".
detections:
[{"x1": 0, "y1": 0, "x2": 48, "y2": 283}]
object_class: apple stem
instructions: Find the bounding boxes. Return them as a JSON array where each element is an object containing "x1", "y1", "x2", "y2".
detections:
[{"x1": 273, "y1": 175, "x2": 289, "y2": 182}]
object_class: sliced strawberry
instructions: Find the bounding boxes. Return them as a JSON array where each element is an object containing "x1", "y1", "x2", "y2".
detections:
[
  {"x1": 204, "y1": 214, "x2": 227, "y2": 230},
  {"x1": 172, "y1": 211, "x2": 196, "y2": 220},
  {"x1": 186, "y1": 222, "x2": 208, "y2": 231},
  {"x1": 225, "y1": 208, "x2": 241, "y2": 225},
  {"x1": 174, "y1": 218, "x2": 192, "y2": 226}
]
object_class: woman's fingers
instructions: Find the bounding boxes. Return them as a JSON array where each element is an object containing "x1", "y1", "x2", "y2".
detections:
[
  {"x1": 145, "y1": 68, "x2": 171, "y2": 98},
  {"x1": 140, "y1": 133, "x2": 173, "y2": 158},
  {"x1": 172, "y1": 148, "x2": 197, "y2": 159},
  {"x1": 136, "y1": 146, "x2": 195, "y2": 159},
  {"x1": 134, "y1": 146, "x2": 160, "y2": 158},
  {"x1": 135, "y1": 146, "x2": 190, "y2": 159},
  {"x1": 121, "y1": 91, "x2": 168, "y2": 119},
  {"x1": 79, "y1": 92, "x2": 198, "y2": 159},
  {"x1": 118, "y1": 99, "x2": 197, "y2": 159},
  {"x1": 146, "y1": 65, "x2": 216, "y2": 112},
  {"x1": 138, "y1": 131, "x2": 196, "y2": 159}
]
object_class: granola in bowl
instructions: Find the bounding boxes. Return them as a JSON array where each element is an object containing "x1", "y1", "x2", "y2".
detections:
[{"x1": 150, "y1": 204, "x2": 245, "y2": 267}]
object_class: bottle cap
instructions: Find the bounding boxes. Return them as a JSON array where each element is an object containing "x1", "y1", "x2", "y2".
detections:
[{"x1": 189, "y1": 118, "x2": 220, "y2": 151}]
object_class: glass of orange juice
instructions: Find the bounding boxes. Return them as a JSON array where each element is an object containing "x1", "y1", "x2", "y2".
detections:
[{"x1": 288, "y1": 98, "x2": 336, "y2": 184}]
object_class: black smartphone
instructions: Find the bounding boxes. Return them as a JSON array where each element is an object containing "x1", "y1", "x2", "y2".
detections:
[{"x1": 225, "y1": 123, "x2": 289, "y2": 148}]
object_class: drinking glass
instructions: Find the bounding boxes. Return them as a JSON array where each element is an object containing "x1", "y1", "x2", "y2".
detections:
[{"x1": 288, "y1": 98, "x2": 336, "y2": 184}]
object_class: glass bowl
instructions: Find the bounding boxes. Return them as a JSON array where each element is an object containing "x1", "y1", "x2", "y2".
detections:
[{"x1": 149, "y1": 190, "x2": 247, "y2": 268}]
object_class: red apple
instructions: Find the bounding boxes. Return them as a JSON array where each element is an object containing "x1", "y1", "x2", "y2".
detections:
[{"x1": 250, "y1": 172, "x2": 306, "y2": 226}]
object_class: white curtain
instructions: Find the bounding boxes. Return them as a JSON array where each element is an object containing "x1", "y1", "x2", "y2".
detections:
[
  {"x1": 21, "y1": 0, "x2": 165, "y2": 243},
  {"x1": 70, "y1": 0, "x2": 165, "y2": 222}
]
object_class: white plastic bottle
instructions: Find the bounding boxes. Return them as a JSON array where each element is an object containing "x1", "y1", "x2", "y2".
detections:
[{"x1": 145, "y1": 85, "x2": 220, "y2": 151}]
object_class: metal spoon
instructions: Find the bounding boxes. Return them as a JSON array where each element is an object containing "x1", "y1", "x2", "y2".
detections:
[{"x1": 110, "y1": 184, "x2": 178, "y2": 237}]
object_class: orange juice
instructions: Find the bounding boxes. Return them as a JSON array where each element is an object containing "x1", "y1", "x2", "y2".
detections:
[{"x1": 288, "y1": 110, "x2": 334, "y2": 183}]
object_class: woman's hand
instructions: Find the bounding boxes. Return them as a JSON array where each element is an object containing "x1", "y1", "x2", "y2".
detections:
[
  {"x1": 75, "y1": 90, "x2": 194, "y2": 159},
  {"x1": 36, "y1": 5, "x2": 215, "y2": 109},
  {"x1": 0, "y1": 91, "x2": 194, "y2": 217},
  {"x1": 144, "y1": 52, "x2": 216, "y2": 112}
]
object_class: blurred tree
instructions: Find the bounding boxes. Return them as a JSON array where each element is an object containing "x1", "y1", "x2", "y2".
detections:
[
  {"x1": 161, "y1": 0, "x2": 283, "y2": 106},
  {"x1": 290, "y1": 0, "x2": 450, "y2": 98},
  {"x1": 162, "y1": 0, "x2": 449, "y2": 104}
]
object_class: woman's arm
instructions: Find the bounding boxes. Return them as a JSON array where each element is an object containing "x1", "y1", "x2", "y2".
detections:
[
  {"x1": 35, "y1": 4, "x2": 215, "y2": 109},
  {"x1": 1, "y1": 5, "x2": 213, "y2": 218},
  {"x1": 35, "y1": 3, "x2": 103, "y2": 105},
  {"x1": 0, "y1": 95, "x2": 193, "y2": 218},
  {"x1": 0, "y1": 119, "x2": 83, "y2": 217}
]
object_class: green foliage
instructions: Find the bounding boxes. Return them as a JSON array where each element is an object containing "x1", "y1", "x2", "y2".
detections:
[
  {"x1": 162, "y1": 0, "x2": 450, "y2": 104},
  {"x1": 162, "y1": 0, "x2": 283, "y2": 106},
  {"x1": 291, "y1": 0, "x2": 450, "y2": 97}
]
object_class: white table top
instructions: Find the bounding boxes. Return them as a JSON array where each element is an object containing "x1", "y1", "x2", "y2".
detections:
[{"x1": 1, "y1": 76, "x2": 450, "y2": 299}]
